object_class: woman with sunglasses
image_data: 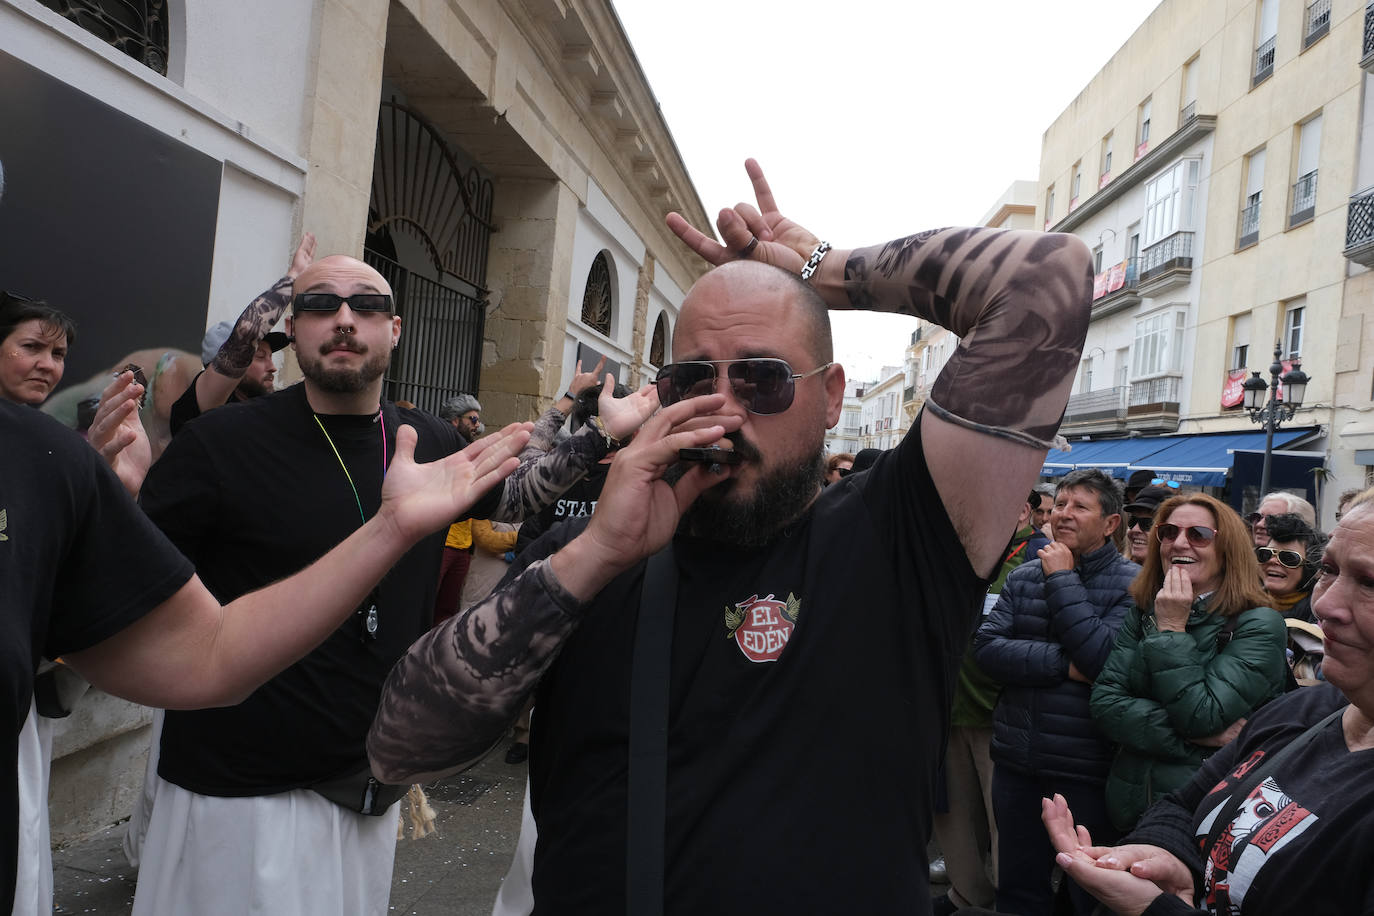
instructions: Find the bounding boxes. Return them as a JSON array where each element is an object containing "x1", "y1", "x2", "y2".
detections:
[
  {"x1": 1121, "y1": 484, "x2": 1176, "y2": 564},
  {"x1": 1089, "y1": 493, "x2": 1289, "y2": 832},
  {"x1": 1045, "y1": 490, "x2": 1374, "y2": 915},
  {"x1": 1255, "y1": 513, "x2": 1323, "y2": 624}
]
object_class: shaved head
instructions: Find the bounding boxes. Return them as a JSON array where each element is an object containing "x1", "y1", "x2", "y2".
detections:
[
  {"x1": 680, "y1": 261, "x2": 832, "y2": 364},
  {"x1": 293, "y1": 255, "x2": 392, "y2": 301}
]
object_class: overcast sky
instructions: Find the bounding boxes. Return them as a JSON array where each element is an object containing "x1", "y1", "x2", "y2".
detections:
[{"x1": 613, "y1": 0, "x2": 1163, "y2": 383}]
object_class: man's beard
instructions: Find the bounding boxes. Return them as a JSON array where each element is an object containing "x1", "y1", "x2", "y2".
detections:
[
  {"x1": 237, "y1": 373, "x2": 274, "y2": 399},
  {"x1": 299, "y1": 334, "x2": 390, "y2": 394},
  {"x1": 679, "y1": 432, "x2": 826, "y2": 548}
]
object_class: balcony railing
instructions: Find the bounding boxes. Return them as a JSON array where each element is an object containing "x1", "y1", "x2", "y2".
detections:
[
  {"x1": 1091, "y1": 257, "x2": 1140, "y2": 315},
  {"x1": 1365, "y1": 2, "x2": 1374, "y2": 70},
  {"x1": 1305, "y1": 0, "x2": 1331, "y2": 47},
  {"x1": 1063, "y1": 387, "x2": 1128, "y2": 422},
  {"x1": 1130, "y1": 375, "x2": 1181, "y2": 406},
  {"x1": 1253, "y1": 36, "x2": 1276, "y2": 86},
  {"x1": 1290, "y1": 170, "x2": 1318, "y2": 227},
  {"x1": 1239, "y1": 199, "x2": 1262, "y2": 248},
  {"x1": 1345, "y1": 186, "x2": 1374, "y2": 266},
  {"x1": 1179, "y1": 100, "x2": 1196, "y2": 123},
  {"x1": 1140, "y1": 231, "x2": 1194, "y2": 280}
]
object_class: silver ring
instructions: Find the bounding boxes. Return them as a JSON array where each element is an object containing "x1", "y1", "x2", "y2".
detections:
[{"x1": 738, "y1": 236, "x2": 759, "y2": 258}]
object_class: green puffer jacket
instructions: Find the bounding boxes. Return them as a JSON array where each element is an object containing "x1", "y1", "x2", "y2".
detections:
[{"x1": 1090, "y1": 599, "x2": 1288, "y2": 832}]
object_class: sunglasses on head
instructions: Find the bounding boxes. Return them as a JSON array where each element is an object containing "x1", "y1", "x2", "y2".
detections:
[
  {"x1": 1150, "y1": 478, "x2": 1182, "y2": 489},
  {"x1": 654, "y1": 358, "x2": 832, "y2": 415},
  {"x1": 1256, "y1": 546, "x2": 1304, "y2": 568},
  {"x1": 1155, "y1": 523, "x2": 1217, "y2": 546},
  {"x1": 1127, "y1": 515, "x2": 1155, "y2": 531},
  {"x1": 293, "y1": 292, "x2": 394, "y2": 314}
]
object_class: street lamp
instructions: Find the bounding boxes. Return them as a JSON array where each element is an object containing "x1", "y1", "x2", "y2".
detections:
[{"x1": 1243, "y1": 341, "x2": 1310, "y2": 496}]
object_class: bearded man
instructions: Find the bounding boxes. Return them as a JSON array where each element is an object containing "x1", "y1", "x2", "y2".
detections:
[
  {"x1": 368, "y1": 160, "x2": 1093, "y2": 913},
  {"x1": 131, "y1": 254, "x2": 657, "y2": 915}
]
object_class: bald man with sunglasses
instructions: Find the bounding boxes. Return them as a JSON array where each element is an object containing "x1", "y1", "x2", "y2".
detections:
[{"x1": 369, "y1": 159, "x2": 1093, "y2": 914}]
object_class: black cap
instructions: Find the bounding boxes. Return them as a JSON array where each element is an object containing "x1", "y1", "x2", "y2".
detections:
[
  {"x1": 1125, "y1": 484, "x2": 1175, "y2": 514},
  {"x1": 1126, "y1": 469, "x2": 1156, "y2": 491}
]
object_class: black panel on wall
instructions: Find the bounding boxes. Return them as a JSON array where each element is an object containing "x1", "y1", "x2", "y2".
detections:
[{"x1": 0, "y1": 48, "x2": 220, "y2": 392}]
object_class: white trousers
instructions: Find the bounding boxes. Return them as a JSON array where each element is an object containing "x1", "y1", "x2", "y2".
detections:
[
  {"x1": 12, "y1": 700, "x2": 53, "y2": 916},
  {"x1": 490, "y1": 777, "x2": 536, "y2": 916},
  {"x1": 132, "y1": 779, "x2": 399, "y2": 916}
]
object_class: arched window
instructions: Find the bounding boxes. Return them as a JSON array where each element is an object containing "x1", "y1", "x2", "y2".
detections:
[
  {"x1": 39, "y1": 0, "x2": 170, "y2": 75},
  {"x1": 580, "y1": 252, "x2": 613, "y2": 336},
  {"x1": 649, "y1": 313, "x2": 668, "y2": 368}
]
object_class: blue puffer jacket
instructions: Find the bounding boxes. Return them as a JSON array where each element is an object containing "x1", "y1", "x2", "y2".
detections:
[{"x1": 973, "y1": 540, "x2": 1138, "y2": 783}]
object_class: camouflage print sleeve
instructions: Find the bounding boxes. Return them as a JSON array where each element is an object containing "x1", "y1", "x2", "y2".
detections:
[
  {"x1": 489, "y1": 425, "x2": 606, "y2": 522},
  {"x1": 209, "y1": 276, "x2": 293, "y2": 377},
  {"x1": 522, "y1": 405, "x2": 569, "y2": 457},
  {"x1": 367, "y1": 557, "x2": 586, "y2": 783},
  {"x1": 843, "y1": 229, "x2": 1091, "y2": 450}
]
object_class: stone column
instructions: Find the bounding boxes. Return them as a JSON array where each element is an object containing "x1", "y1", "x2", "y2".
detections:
[
  {"x1": 628, "y1": 253, "x2": 655, "y2": 387},
  {"x1": 480, "y1": 176, "x2": 580, "y2": 426}
]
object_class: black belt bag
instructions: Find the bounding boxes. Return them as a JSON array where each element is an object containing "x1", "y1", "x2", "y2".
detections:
[{"x1": 309, "y1": 768, "x2": 406, "y2": 816}]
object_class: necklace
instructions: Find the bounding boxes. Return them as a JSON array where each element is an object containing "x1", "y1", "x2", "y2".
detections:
[{"x1": 313, "y1": 410, "x2": 388, "y2": 640}]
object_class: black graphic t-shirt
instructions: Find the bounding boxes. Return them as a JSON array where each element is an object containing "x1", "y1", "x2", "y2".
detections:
[
  {"x1": 0, "y1": 403, "x2": 192, "y2": 910},
  {"x1": 513, "y1": 461, "x2": 610, "y2": 555},
  {"x1": 517, "y1": 421, "x2": 986, "y2": 914},
  {"x1": 1132, "y1": 684, "x2": 1374, "y2": 916}
]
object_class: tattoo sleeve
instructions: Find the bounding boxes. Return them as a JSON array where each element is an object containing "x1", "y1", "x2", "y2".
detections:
[
  {"x1": 367, "y1": 557, "x2": 585, "y2": 783},
  {"x1": 209, "y1": 276, "x2": 293, "y2": 377},
  {"x1": 522, "y1": 405, "x2": 569, "y2": 457},
  {"x1": 843, "y1": 228, "x2": 1091, "y2": 449},
  {"x1": 490, "y1": 424, "x2": 606, "y2": 522}
]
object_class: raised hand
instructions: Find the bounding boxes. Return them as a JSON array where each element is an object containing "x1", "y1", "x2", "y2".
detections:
[
  {"x1": 89, "y1": 370, "x2": 152, "y2": 497},
  {"x1": 597, "y1": 374, "x2": 660, "y2": 442},
  {"x1": 666, "y1": 159, "x2": 821, "y2": 270},
  {"x1": 288, "y1": 231, "x2": 317, "y2": 280},
  {"x1": 378, "y1": 422, "x2": 532, "y2": 544},
  {"x1": 1154, "y1": 565, "x2": 1194, "y2": 631},
  {"x1": 568, "y1": 356, "x2": 607, "y2": 397}
]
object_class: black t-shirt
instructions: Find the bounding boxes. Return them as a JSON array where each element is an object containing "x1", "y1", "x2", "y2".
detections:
[
  {"x1": 513, "y1": 461, "x2": 610, "y2": 554},
  {"x1": 139, "y1": 383, "x2": 482, "y2": 794},
  {"x1": 518, "y1": 422, "x2": 986, "y2": 913},
  {"x1": 0, "y1": 402, "x2": 192, "y2": 910},
  {"x1": 1133, "y1": 684, "x2": 1374, "y2": 916}
]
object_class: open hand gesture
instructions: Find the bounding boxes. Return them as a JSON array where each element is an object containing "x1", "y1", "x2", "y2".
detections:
[
  {"x1": 288, "y1": 231, "x2": 317, "y2": 280},
  {"x1": 568, "y1": 356, "x2": 606, "y2": 398},
  {"x1": 666, "y1": 159, "x2": 820, "y2": 271},
  {"x1": 89, "y1": 370, "x2": 152, "y2": 497},
  {"x1": 597, "y1": 374, "x2": 660, "y2": 442},
  {"x1": 378, "y1": 422, "x2": 532, "y2": 543}
]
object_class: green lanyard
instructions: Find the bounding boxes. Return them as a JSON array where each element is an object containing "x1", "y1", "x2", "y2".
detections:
[{"x1": 312, "y1": 411, "x2": 388, "y2": 639}]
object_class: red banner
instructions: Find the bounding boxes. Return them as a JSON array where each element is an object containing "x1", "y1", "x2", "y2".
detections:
[
  {"x1": 1106, "y1": 261, "x2": 1126, "y2": 293},
  {"x1": 1221, "y1": 369, "x2": 1247, "y2": 408},
  {"x1": 1093, "y1": 272, "x2": 1107, "y2": 299}
]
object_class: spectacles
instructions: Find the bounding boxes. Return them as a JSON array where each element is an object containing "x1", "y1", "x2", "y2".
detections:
[
  {"x1": 1155, "y1": 523, "x2": 1217, "y2": 546},
  {"x1": 654, "y1": 358, "x2": 832, "y2": 415},
  {"x1": 1150, "y1": 478, "x2": 1182, "y2": 489},
  {"x1": 1127, "y1": 515, "x2": 1154, "y2": 531},
  {"x1": 1256, "y1": 546, "x2": 1304, "y2": 568},
  {"x1": 293, "y1": 292, "x2": 395, "y2": 314}
]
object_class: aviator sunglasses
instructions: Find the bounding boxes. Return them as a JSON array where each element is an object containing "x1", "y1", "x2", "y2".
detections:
[
  {"x1": 1155, "y1": 523, "x2": 1217, "y2": 546},
  {"x1": 293, "y1": 292, "x2": 395, "y2": 314},
  {"x1": 654, "y1": 358, "x2": 832, "y2": 415},
  {"x1": 1256, "y1": 546, "x2": 1305, "y2": 568}
]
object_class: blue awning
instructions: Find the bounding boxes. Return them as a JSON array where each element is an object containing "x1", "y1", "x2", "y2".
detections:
[
  {"x1": 1135, "y1": 429, "x2": 1314, "y2": 487},
  {"x1": 1040, "y1": 436, "x2": 1188, "y2": 479}
]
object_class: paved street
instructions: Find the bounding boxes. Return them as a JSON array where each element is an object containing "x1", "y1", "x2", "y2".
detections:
[{"x1": 52, "y1": 739, "x2": 530, "y2": 915}]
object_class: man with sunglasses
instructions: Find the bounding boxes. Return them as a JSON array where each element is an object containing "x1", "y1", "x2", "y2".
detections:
[
  {"x1": 1122, "y1": 483, "x2": 1174, "y2": 564},
  {"x1": 370, "y1": 159, "x2": 1093, "y2": 913},
  {"x1": 128, "y1": 252, "x2": 659, "y2": 915}
]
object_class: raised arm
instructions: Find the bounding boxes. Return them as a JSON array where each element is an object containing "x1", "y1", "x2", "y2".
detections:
[
  {"x1": 668, "y1": 159, "x2": 1091, "y2": 576},
  {"x1": 192, "y1": 232, "x2": 314, "y2": 412},
  {"x1": 65, "y1": 422, "x2": 529, "y2": 709}
]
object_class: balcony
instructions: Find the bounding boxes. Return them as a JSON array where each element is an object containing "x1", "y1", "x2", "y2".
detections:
[
  {"x1": 1364, "y1": 2, "x2": 1374, "y2": 71},
  {"x1": 1179, "y1": 100, "x2": 1196, "y2": 124},
  {"x1": 1253, "y1": 36, "x2": 1276, "y2": 86},
  {"x1": 1289, "y1": 171, "x2": 1317, "y2": 227},
  {"x1": 1238, "y1": 199, "x2": 1262, "y2": 249},
  {"x1": 1090, "y1": 257, "x2": 1141, "y2": 319},
  {"x1": 1138, "y1": 232, "x2": 1194, "y2": 296},
  {"x1": 1061, "y1": 386, "x2": 1128, "y2": 435},
  {"x1": 1345, "y1": 185, "x2": 1374, "y2": 267},
  {"x1": 1127, "y1": 375, "x2": 1181, "y2": 433},
  {"x1": 1305, "y1": 0, "x2": 1331, "y2": 48}
]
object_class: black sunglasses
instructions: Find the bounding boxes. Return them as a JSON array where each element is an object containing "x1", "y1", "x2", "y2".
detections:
[
  {"x1": 1127, "y1": 515, "x2": 1154, "y2": 531},
  {"x1": 1156, "y1": 523, "x2": 1217, "y2": 546},
  {"x1": 293, "y1": 292, "x2": 394, "y2": 314},
  {"x1": 654, "y1": 358, "x2": 832, "y2": 416},
  {"x1": 1256, "y1": 546, "x2": 1304, "y2": 568}
]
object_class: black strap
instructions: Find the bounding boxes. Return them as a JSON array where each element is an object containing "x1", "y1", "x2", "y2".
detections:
[
  {"x1": 1202, "y1": 706, "x2": 1344, "y2": 860},
  {"x1": 626, "y1": 545, "x2": 677, "y2": 916}
]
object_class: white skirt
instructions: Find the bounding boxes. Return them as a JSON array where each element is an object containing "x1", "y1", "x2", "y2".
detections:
[
  {"x1": 131, "y1": 779, "x2": 400, "y2": 916},
  {"x1": 13, "y1": 699, "x2": 53, "y2": 916}
]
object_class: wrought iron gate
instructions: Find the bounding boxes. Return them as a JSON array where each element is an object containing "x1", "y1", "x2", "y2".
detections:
[{"x1": 367, "y1": 99, "x2": 495, "y2": 415}]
